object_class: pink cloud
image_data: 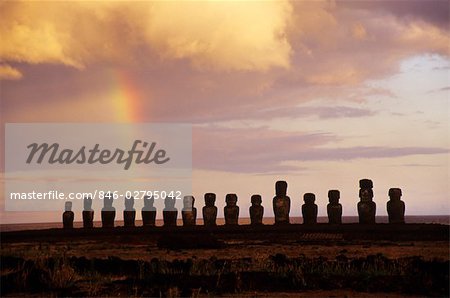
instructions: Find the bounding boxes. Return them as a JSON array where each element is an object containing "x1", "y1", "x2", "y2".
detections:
[{"x1": 193, "y1": 127, "x2": 449, "y2": 173}]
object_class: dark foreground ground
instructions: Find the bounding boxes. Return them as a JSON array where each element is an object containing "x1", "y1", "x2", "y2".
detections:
[{"x1": 1, "y1": 223, "x2": 449, "y2": 297}]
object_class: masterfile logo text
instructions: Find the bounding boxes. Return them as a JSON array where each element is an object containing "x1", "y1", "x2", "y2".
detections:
[
  {"x1": 26, "y1": 140, "x2": 170, "y2": 170},
  {"x1": 5, "y1": 123, "x2": 192, "y2": 211}
]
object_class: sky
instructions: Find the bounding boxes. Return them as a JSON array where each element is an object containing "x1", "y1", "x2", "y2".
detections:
[{"x1": 0, "y1": 0, "x2": 449, "y2": 224}]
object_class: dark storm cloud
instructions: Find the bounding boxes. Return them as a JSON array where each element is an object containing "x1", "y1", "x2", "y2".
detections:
[{"x1": 337, "y1": 0, "x2": 450, "y2": 30}]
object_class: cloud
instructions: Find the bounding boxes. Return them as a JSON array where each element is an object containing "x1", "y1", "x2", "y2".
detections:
[
  {"x1": 193, "y1": 127, "x2": 449, "y2": 173},
  {"x1": 0, "y1": 64, "x2": 22, "y2": 80},
  {"x1": 2, "y1": 0, "x2": 448, "y2": 83},
  {"x1": 193, "y1": 127, "x2": 335, "y2": 173},
  {"x1": 428, "y1": 86, "x2": 450, "y2": 94},
  {"x1": 433, "y1": 66, "x2": 450, "y2": 71},
  {"x1": 266, "y1": 1, "x2": 449, "y2": 91},
  {"x1": 0, "y1": 1, "x2": 448, "y2": 125},
  {"x1": 337, "y1": 0, "x2": 450, "y2": 31},
  {"x1": 145, "y1": 1, "x2": 292, "y2": 71},
  {"x1": 351, "y1": 23, "x2": 368, "y2": 40},
  {"x1": 0, "y1": 1, "x2": 292, "y2": 73},
  {"x1": 252, "y1": 106, "x2": 376, "y2": 120},
  {"x1": 302, "y1": 146, "x2": 449, "y2": 161},
  {"x1": 0, "y1": 2, "x2": 84, "y2": 68},
  {"x1": 398, "y1": 163, "x2": 442, "y2": 168}
]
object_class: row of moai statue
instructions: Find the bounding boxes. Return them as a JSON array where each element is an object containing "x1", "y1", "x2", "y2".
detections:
[{"x1": 63, "y1": 179, "x2": 406, "y2": 228}]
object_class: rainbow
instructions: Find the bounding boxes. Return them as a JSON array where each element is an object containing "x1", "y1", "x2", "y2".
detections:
[{"x1": 110, "y1": 70, "x2": 143, "y2": 122}]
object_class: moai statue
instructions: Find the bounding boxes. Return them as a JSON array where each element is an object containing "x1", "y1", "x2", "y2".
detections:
[
  {"x1": 249, "y1": 194, "x2": 264, "y2": 225},
  {"x1": 302, "y1": 193, "x2": 318, "y2": 224},
  {"x1": 123, "y1": 195, "x2": 136, "y2": 227},
  {"x1": 82, "y1": 196, "x2": 94, "y2": 228},
  {"x1": 387, "y1": 188, "x2": 405, "y2": 224},
  {"x1": 182, "y1": 196, "x2": 197, "y2": 226},
  {"x1": 273, "y1": 181, "x2": 291, "y2": 224},
  {"x1": 203, "y1": 193, "x2": 218, "y2": 226},
  {"x1": 63, "y1": 201, "x2": 74, "y2": 229},
  {"x1": 142, "y1": 195, "x2": 157, "y2": 226},
  {"x1": 224, "y1": 194, "x2": 239, "y2": 225},
  {"x1": 163, "y1": 197, "x2": 178, "y2": 227},
  {"x1": 327, "y1": 190, "x2": 342, "y2": 224},
  {"x1": 357, "y1": 179, "x2": 376, "y2": 224},
  {"x1": 101, "y1": 192, "x2": 116, "y2": 228}
]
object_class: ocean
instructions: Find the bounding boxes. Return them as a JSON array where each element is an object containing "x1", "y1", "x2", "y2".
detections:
[{"x1": 1, "y1": 215, "x2": 448, "y2": 232}]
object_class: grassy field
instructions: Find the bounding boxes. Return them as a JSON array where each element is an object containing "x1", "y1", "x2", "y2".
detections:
[{"x1": 1, "y1": 225, "x2": 448, "y2": 297}]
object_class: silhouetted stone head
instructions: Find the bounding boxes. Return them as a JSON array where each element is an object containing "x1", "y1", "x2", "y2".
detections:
[
  {"x1": 164, "y1": 197, "x2": 176, "y2": 210},
  {"x1": 387, "y1": 187, "x2": 404, "y2": 224},
  {"x1": 63, "y1": 201, "x2": 74, "y2": 229},
  {"x1": 182, "y1": 195, "x2": 197, "y2": 226},
  {"x1": 359, "y1": 179, "x2": 373, "y2": 189},
  {"x1": 225, "y1": 194, "x2": 238, "y2": 206},
  {"x1": 104, "y1": 192, "x2": 114, "y2": 208},
  {"x1": 65, "y1": 201, "x2": 72, "y2": 211},
  {"x1": 143, "y1": 195, "x2": 154, "y2": 209},
  {"x1": 327, "y1": 189, "x2": 342, "y2": 224},
  {"x1": 83, "y1": 196, "x2": 93, "y2": 211},
  {"x1": 303, "y1": 193, "x2": 316, "y2": 204},
  {"x1": 251, "y1": 194, "x2": 262, "y2": 205},
  {"x1": 205, "y1": 193, "x2": 216, "y2": 207},
  {"x1": 275, "y1": 181, "x2": 287, "y2": 196},
  {"x1": 388, "y1": 188, "x2": 402, "y2": 200},
  {"x1": 328, "y1": 190, "x2": 340, "y2": 204},
  {"x1": 359, "y1": 188, "x2": 374, "y2": 202},
  {"x1": 124, "y1": 196, "x2": 135, "y2": 211},
  {"x1": 183, "y1": 196, "x2": 195, "y2": 209}
]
